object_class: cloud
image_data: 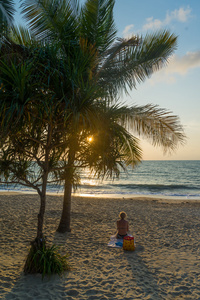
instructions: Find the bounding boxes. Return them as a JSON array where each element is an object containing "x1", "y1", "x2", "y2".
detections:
[
  {"x1": 123, "y1": 6, "x2": 192, "y2": 36},
  {"x1": 143, "y1": 6, "x2": 192, "y2": 31},
  {"x1": 143, "y1": 17, "x2": 164, "y2": 31},
  {"x1": 166, "y1": 7, "x2": 191, "y2": 23},
  {"x1": 149, "y1": 51, "x2": 200, "y2": 84},
  {"x1": 123, "y1": 24, "x2": 134, "y2": 38},
  {"x1": 167, "y1": 51, "x2": 200, "y2": 75}
]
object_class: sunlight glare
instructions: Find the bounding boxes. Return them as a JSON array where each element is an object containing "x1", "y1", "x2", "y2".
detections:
[{"x1": 87, "y1": 136, "x2": 93, "y2": 143}]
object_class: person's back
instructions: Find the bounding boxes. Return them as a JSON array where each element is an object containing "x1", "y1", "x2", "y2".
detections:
[{"x1": 116, "y1": 211, "x2": 129, "y2": 239}]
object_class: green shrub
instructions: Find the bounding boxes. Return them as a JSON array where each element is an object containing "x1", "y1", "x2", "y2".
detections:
[{"x1": 24, "y1": 239, "x2": 70, "y2": 278}]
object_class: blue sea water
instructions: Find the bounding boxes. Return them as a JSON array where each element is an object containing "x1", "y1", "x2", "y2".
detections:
[
  {"x1": 76, "y1": 160, "x2": 200, "y2": 199},
  {"x1": 1, "y1": 160, "x2": 199, "y2": 200}
]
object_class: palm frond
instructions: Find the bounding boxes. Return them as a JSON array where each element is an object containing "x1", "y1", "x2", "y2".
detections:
[
  {"x1": 127, "y1": 104, "x2": 186, "y2": 153},
  {"x1": 99, "y1": 30, "x2": 177, "y2": 98},
  {"x1": 0, "y1": 0, "x2": 15, "y2": 25},
  {"x1": 80, "y1": 0, "x2": 117, "y2": 53},
  {"x1": 10, "y1": 25, "x2": 34, "y2": 46},
  {"x1": 0, "y1": 57, "x2": 44, "y2": 130},
  {"x1": 21, "y1": 0, "x2": 79, "y2": 42},
  {"x1": 82, "y1": 102, "x2": 142, "y2": 179}
]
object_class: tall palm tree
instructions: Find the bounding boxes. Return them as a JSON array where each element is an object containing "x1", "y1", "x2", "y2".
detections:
[{"x1": 20, "y1": 0, "x2": 185, "y2": 233}]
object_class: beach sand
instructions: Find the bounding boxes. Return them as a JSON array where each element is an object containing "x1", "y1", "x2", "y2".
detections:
[{"x1": 0, "y1": 193, "x2": 200, "y2": 299}]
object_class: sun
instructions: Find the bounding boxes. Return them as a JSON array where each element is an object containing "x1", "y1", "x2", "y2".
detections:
[{"x1": 87, "y1": 136, "x2": 93, "y2": 143}]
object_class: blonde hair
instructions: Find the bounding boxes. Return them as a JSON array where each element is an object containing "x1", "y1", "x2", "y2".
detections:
[{"x1": 119, "y1": 211, "x2": 127, "y2": 219}]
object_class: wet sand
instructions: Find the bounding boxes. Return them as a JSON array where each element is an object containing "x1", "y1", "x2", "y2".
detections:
[{"x1": 0, "y1": 193, "x2": 200, "y2": 299}]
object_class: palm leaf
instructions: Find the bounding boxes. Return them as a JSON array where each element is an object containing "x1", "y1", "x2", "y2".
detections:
[
  {"x1": 80, "y1": 0, "x2": 117, "y2": 53},
  {"x1": 0, "y1": 0, "x2": 15, "y2": 25},
  {"x1": 98, "y1": 30, "x2": 177, "y2": 98},
  {"x1": 21, "y1": 0, "x2": 79, "y2": 42},
  {"x1": 127, "y1": 104, "x2": 186, "y2": 153},
  {"x1": 10, "y1": 25, "x2": 34, "y2": 46}
]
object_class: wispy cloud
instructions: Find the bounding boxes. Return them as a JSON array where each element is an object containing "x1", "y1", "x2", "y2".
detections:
[
  {"x1": 143, "y1": 6, "x2": 192, "y2": 31},
  {"x1": 165, "y1": 7, "x2": 192, "y2": 23},
  {"x1": 148, "y1": 51, "x2": 200, "y2": 84},
  {"x1": 123, "y1": 6, "x2": 192, "y2": 37},
  {"x1": 167, "y1": 51, "x2": 200, "y2": 75},
  {"x1": 123, "y1": 24, "x2": 134, "y2": 37}
]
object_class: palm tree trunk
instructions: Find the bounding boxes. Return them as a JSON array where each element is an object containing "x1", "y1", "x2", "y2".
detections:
[
  {"x1": 57, "y1": 146, "x2": 75, "y2": 233},
  {"x1": 57, "y1": 178, "x2": 72, "y2": 232}
]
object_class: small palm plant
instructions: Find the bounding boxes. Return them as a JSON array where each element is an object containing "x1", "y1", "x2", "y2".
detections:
[{"x1": 24, "y1": 238, "x2": 70, "y2": 278}]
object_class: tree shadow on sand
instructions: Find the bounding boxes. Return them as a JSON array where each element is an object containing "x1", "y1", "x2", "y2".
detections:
[
  {"x1": 2, "y1": 232, "x2": 73, "y2": 300},
  {"x1": 123, "y1": 244, "x2": 166, "y2": 300},
  {"x1": 3, "y1": 272, "x2": 73, "y2": 300}
]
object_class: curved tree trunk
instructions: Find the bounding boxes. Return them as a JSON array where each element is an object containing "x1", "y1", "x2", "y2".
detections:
[{"x1": 57, "y1": 179, "x2": 72, "y2": 232}]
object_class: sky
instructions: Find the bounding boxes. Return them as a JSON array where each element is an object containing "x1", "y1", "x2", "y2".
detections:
[
  {"x1": 14, "y1": 0, "x2": 200, "y2": 160},
  {"x1": 113, "y1": 0, "x2": 200, "y2": 160}
]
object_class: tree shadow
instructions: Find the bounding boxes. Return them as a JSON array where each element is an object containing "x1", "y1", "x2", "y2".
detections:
[
  {"x1": 3, "y1": 272, "x2": 72, "y2": 300},
  {"x1": 2, "y1": 232, "x2": 73, "y2": 299},
  {"x1": 52, "y1": 230, "x2": 71, "y2": 244},
  {"x1": 123, "y1": 244, "x2": 165, "y2": 299}
]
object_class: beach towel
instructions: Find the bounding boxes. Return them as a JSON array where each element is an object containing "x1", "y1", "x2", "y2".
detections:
[
  {"x1": 107, "y1": 235, "x2": 123, "y2": 248},
  {"x1": 108, "y1": 235, "x2": 135, "y2": 248}
]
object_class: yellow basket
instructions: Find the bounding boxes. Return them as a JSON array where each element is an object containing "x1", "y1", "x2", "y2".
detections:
[{"x1": 123, "y1": 236, "x2": 135, "y2": 251}]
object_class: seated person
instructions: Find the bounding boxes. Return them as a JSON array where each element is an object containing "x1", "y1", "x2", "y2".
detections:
[{"x1": 116, "y1": 211, "x2": 129, "y2": 239}]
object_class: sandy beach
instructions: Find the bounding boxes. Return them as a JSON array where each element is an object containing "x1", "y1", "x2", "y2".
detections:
[{"x1": 0, "y1": 193, "x2": 200, "y2": 299}]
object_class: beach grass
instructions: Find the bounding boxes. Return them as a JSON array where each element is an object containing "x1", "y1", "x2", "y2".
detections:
[{"x1": 24, "y1": 240, "x2": 70, "y2": 278}]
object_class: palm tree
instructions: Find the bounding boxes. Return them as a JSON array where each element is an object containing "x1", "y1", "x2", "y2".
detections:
[{"x1": 20, "y1": 0, "x2": 185, "y2": 233}]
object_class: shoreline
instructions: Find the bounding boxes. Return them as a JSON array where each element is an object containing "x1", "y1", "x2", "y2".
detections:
[
  {"x1": 73, "y1": 193, "x2": 200, "y2": 202},
  {"x1": 1, "y1": 194, "x2": 200, "y2": 299},
  {"x1": 0, "y1": 189, "x2": 200, "y2": 201}
]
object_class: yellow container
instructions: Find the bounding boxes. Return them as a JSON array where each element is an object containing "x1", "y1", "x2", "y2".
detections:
[{"x1": 123, "y1": 236, "x2": 135, "y2": 251}]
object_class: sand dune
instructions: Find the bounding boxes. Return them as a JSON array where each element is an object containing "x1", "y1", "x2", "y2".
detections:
[{"x1": 0, "y1": 193, "x2": 200, "y2": 299}]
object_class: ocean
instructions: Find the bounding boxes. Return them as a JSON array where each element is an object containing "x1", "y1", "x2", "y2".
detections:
[{"x1": 1, "y1": 160, "x2": 200, "y2": 200}]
